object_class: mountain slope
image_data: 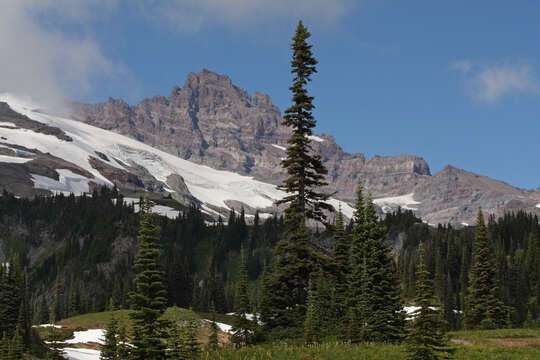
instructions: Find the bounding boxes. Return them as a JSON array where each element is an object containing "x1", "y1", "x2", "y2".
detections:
[{"x1": 0, "y1": 93, "x2": 354, "y2": 220}]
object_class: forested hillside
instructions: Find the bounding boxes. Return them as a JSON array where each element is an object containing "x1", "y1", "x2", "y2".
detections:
[{"x1": 1, "y1": 188, "x2": 538, "y2": 330}]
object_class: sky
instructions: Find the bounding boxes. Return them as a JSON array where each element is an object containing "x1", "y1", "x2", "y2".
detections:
[{"x1": 0, "y1": 0, "x2": 538, "y2": 190}]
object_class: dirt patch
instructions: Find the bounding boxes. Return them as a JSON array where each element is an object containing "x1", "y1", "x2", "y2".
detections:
[{"x1": 485, "y1": 338, "x2": 540, "y2": 348}]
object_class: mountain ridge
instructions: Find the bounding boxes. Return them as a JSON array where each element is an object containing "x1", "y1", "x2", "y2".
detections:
[
  {"x1": 0, "y1": 69, "x2": 537, "y2": 224},
  {"x1": 68, "y1": 69, "x2": 539, "y2": 224}
]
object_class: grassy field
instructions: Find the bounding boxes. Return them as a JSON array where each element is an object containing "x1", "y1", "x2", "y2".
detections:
[
  {"x1": 39, "y1": 308, "x2": 540, "y2": 359},
  {"x1": 200, "y1": 328, "x2": 540, "y2": 360}
]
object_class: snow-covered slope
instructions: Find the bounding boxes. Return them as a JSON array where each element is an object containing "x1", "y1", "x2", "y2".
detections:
[
  {"x1": 0, "y1": 94, "x2": 353, "y2": 218},
  {"x1": 373, "y1": 193, "x2": 421, "y2": 213}
]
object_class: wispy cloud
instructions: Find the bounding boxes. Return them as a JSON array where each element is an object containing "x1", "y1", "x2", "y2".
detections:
[
  {"x1": 134, "y1": 0, "x2": 355, "y2": 33},
  {"x1": 0, "y1": 0, "x2": 120, "y2": 108},
  {"x1": 451, "y1": 60, "x2": 539, "y2": 103}
]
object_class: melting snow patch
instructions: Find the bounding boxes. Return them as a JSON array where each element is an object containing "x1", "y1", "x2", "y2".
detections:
[
  {"x1": 203, "y1": 319, "x2": 232, "y2": 333},
  {"x1": 308, "y1": 135, "x2": 324, "y2": 142},
  {"x1": 34, "y1": 324, "x2": 62, "y2": 329},
  {"x1": 373, "y1": 193, "x2": 421, "y2": 212},
  {"x1": 461, "y1": 222, "x2": 469, "y2": 227},
  {"x1": 64, "y1": 329, "x2": 105, "y2": 345},
  {"x1": 271, "y1": 144, "x2": 286, "y2": 151},
  {"x1": 0, "y1": 121, "x2": 17, "y2": 128},
  {"x1": 536, "y1": 203, "x2": 540, "y2": 209},
  {"x1": 62, "y1": 348, "x2": 101, "y2": 360},
  {"x1": 0, "y1": 154, "x2": 32, "y2": 163},
  {"x1": 31, "y1": 169, "x2": 95, "y2": 196},
  {"x1": 122, "y1": 197, "x2": 180, "y2": 220}
]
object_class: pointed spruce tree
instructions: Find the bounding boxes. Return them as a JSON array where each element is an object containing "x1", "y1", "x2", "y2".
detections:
[
  {"x1": 331, "y1": 205, "x2": 350, "y2": 330},
  {"x1": 346, "y1": 179, "x2": 368, "y2": 342},
  {"x1": 100, "y1": 300, "x2": 119, "y2": 360},
  {"x1": 231, "y1": 247, "x2": 253, "y2": 346},
  {"x1": 129, "y1": 198, "x2": 169, "y2": 360},
  {"x1": 361, "y1": 193, "x2": 405, "y2": 342},
  {"x1": 464, "y1": 208, "x2": 508, "y2": 329},
  {"x1": 406, "y1": 242, "x2": 451, "y2": 360}
]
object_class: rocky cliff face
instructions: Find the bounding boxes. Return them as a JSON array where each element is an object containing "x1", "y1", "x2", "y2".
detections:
[{"x1": 70, "y1": 69, "x2": 539, "y2": 225}]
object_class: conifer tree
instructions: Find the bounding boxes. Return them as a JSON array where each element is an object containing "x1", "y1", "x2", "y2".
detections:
[
  {"x1": 363, "y1": 193, "x2": 405, "y2": 342},
  {"x1": 276, "y1": 19, "x2": 332, "y2": 225},
  {"x1": 100, "y1": 301, "x2": 119, "y2": 360},
  {"x1": 167, "y1": 322, "x2": 186, "y2": 360},
  {"x1": 53, "y1": 274, "x2": 64, "y2": 322},
  {"x1": 262, "y1": 20, "x2": 332, "y2": 336},
  {"x1": 406, "y1": 242, "x2": 451, "y2": 360},
  {"x1": 208, "y1": 301, "x2": 219, "y2": 350},
  {"x1": 303, "y1": 279, "x2": 319, "y2": 344},
  {"x1": 464, "y1": 208, "x2": 508, "y2": 329},
  {"x1": 129, "y1": 198, "x2": 169, "y2": 360},
  {"x1": 46, "y1": 310, "x2": 63, "y2": 360},
  {"x1": 116, "y1": 324, "x2": 131, "y2": 360},
  {"x1": 0, "y1": 332, "x2": 7, "y2": 359},
  {"x1": 331, "y1": 205, "x2": 350, "y2": 330},
  {"x1": 231, "y1": 247, "x2": 253, "y2": 346},
  {"x1": 346, "y1": 179, "x2": 367, "y2": 342},
  {"x1": 38, "y1": 296, "x2": 49, "y2": 325},
  {"x1": 183, "y1": 320, "x2": 200, "y2": 360}
]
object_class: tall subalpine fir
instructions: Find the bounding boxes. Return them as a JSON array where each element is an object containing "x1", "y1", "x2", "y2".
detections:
[
  {"x1": 464, "y1": 208, "x2": 508, "y2": 329},
  {"x1": 331, "y1": 205, "x2": 350, "y2": 332},
  {"x1": 262, "y1": 20, "x2": 332, "y2": 336},
  {"x1": 346, "y1": 180, "x2": 367, "y2": 342},
  {"x1": 346, "y1": 181, "x2": 404, "y2": 342},
  {"x1": 129, "y1": 198, "x2": 169, "y2": 360},
  {"x1": 276, "y1": 20, "x2": 332, "y2": 225},
  {"x1": 231, "y1": 247, "x2": 253, "y2": 346},
  {"x1": 100, "y1": 301, "x2": 119, "y2": 360},
  {"x1": 406, "y1": 242, "x2": 451, "y2": 360}
]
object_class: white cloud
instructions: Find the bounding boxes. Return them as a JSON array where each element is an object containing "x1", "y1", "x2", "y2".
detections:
[
  {"x1": 451, "y1": 60, "x2": 539, "y2": 103},
  {"x1": 0, "y1": 0, "x2": 119, "y2": 109},
  {"x1": 134, "y1": 0, "x2": 355, "y2": 33}
]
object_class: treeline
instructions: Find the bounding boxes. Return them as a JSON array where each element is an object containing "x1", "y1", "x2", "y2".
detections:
[{"x1": 397, "y1": 209, "x2": 540, "y2": 329}]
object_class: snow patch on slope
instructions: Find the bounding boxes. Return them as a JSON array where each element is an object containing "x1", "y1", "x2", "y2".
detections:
[
  {"x1": 64, "y1": 329, "x2": 105, "y2": 345},
  {"x1": 0, "y1": 154, "x2": 32, "y2": 163},
  {"x1": 308, "y1": 135, "x2": 324, "y2": 142},
  {"x1": 271, "y1": 144, "x2": 286, "y2": 151},
  {"x1": 121, "y1": 197, "x2": 180, "y2": 220},
  {"x1": 62, "y1": 348, "x2": 100, "y2": 360},
  {"x1": 31, "y1": 169, "x2": 97, "y2": 196},
  {"x1": 536, "y1": 203, "x2": 540, "y2": 209},
  {"x1": 373, "y1": 193, "x2": 421, "y2": 213},
  {"x1": 0, "y1": 121, "x2": 17, "y2": 128}
]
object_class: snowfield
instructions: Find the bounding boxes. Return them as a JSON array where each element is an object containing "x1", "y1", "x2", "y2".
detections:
[
  {"x1": 536, "y1": 203, "x2": 540, "y2": 208},
  {"x1": 62, "y1": 348, "x2": 101, "y2": 360},
  {"x1": 0, "y1": 154, "x2": 32, "y2": 163},
  {"x1": 271, "y1": 144, "x2": 286, "y2": 151},
  {"x1": 32, "y1": 169, "x2": 95, "y2": 196},
  {"x1": 0, "y1": 94, "x2": 354, "y2": 218},
  {"x1": 122, "y1": 197, "x2": 180, "y2": 220},
  {"x1": 307, "y1": 135, "x2": 324, "y2": 142},
  {"x1": 203, "y1": 319, "x2": 232, "y2": 333},
  {"x1": 64, "y1": 329, "x2": 105, "y2": 345},
  {"x1": 373, "y1": 193, "x2": 421, "y2": 212}
]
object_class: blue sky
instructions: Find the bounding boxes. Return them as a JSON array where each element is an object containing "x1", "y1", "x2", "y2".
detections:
[{"x1": 1, "y1": 1, "x2": 539, "y2": 189}]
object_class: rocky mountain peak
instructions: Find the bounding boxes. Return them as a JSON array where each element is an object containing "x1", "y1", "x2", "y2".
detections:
[{"x1": 66, "y1": 70, "x2": 539, "y2": 224}]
